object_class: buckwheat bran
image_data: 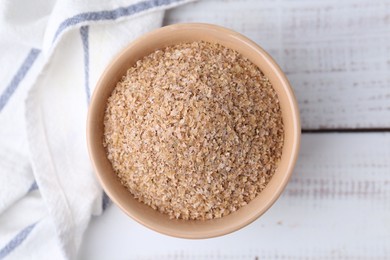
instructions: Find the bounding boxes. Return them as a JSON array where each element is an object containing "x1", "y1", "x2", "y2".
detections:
[{"x1": 103, "y1": 41, "x2": 284, "y2": 220}]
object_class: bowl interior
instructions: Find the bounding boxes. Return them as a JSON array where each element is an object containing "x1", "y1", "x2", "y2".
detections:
[{"x1": 87, "y1": 23, "x2": 300, "y2": 238}]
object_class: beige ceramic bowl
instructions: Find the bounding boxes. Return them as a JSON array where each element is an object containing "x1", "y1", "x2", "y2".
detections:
[{"x1": 87, "y1": 23, "x2": 300, "y2": 239}]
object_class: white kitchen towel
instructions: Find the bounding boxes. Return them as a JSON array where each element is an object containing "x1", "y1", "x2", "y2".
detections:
[{"x1": 0, "y1": 0, "x2": 193, "y2": 259}]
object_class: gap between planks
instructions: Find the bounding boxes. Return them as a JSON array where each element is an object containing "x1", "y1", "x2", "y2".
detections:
[{"x1": 302, "y1": 128, "x2": 390, "y2": 133}]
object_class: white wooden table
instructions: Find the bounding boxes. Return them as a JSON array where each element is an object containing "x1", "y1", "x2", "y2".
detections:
[{"x1": 79, "y1": 1, "x2": 390, "y2": 259}]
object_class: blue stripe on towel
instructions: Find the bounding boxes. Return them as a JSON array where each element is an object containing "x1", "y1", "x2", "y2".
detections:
[
  {"x1": 28, "y1": 181, "x2": 39, "y2": 193},
  {"x1": 0, "y1": 49, "x2": 41, "y2": 112},
  {"x1": 52, "y1": 0, "x2": 185, "y2": 44},
  {"x1": 80, "y1": 26, "x2": 90, "y2": 104},
  {"x1": 102, "y1": 192, "x2": 111, "y2": 211},
  {"x1": 79, "y1": 26, "x2": 111, "y2": 211},
  {"x1": 0, "y1": 222, "x2": 37, "y2": 259}
]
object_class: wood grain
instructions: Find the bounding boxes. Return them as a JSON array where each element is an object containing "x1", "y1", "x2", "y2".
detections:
[
  {"x1": 164, "y1": 0, "x2": 390, "y2": 130},
  {"x1": 80, "y1": 133, "x2": 390, "y2": 259}
]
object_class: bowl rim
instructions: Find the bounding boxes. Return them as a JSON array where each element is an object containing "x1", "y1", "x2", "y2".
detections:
[{"x1": 87, "y1": 23, "x2": 301, "y2": 239}]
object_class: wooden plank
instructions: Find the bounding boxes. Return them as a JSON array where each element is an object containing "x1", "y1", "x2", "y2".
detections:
[
  {"x1": 163, "y1": 0, "x2": 390, "y2": 130},
  {"x1": 79, "y1": 133, "x2": 390, "y2": 259}
]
